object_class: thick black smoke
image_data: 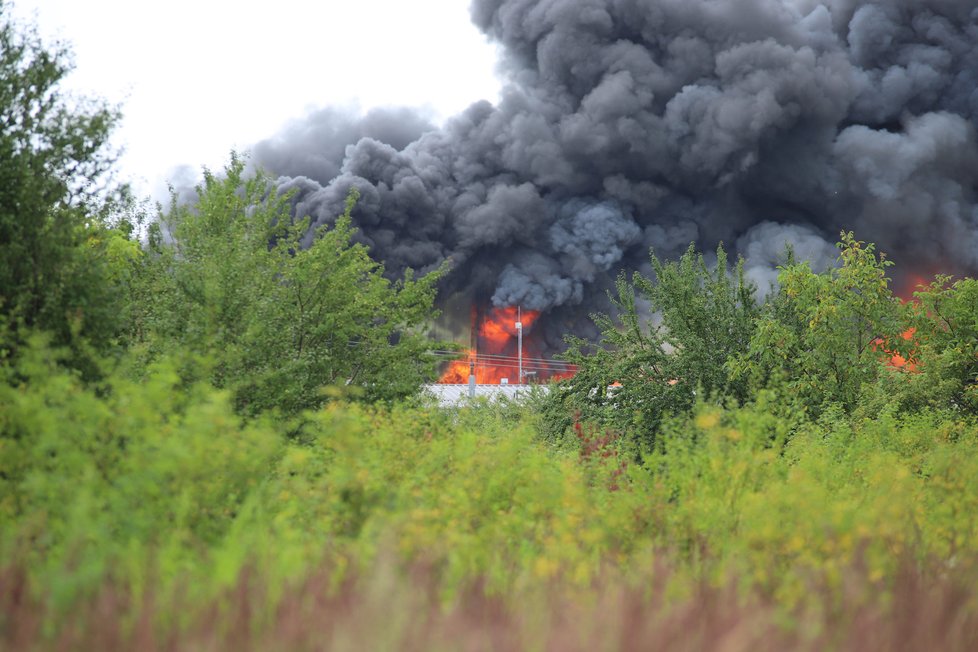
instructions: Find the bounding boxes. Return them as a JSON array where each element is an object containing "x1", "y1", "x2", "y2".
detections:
[{"x1": 253, "y1": 0, "x2": 978, "y2": 349}]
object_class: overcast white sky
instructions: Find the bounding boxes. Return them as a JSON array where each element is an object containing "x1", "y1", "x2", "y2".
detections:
[{"x1": 12, "y1": 0, "x2": 502, "y2": 197}]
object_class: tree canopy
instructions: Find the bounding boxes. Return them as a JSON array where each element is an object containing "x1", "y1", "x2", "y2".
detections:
[
  {"x1": 730, "y1": 233, "x2": 906, "y2": 416},
  {"x1": 544, "y1": 232, "x2": 978, "y2": 450},
  {"x1": 129, "y1": 156, "x2": 447, "y2": 416},
  {"x1": 544, "y1": 244, "x2": 758, "y2": 447},
  {"x1": 0, "y1": 3, "x2": 130, "y2": 374}
]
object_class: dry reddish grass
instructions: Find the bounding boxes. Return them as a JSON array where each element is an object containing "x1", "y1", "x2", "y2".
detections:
[{"x1": 3, "y1": 556, "x2": 977, "y2": 652}]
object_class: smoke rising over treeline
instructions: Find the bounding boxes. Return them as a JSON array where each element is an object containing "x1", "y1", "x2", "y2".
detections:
[{"x1": 252, "y1": 0, "x2": 978, "y2": 348}]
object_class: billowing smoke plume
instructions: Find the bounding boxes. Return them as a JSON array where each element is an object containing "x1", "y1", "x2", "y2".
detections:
[{"x1": 253, "y1": 0, "x2": 978, "y2": 349}]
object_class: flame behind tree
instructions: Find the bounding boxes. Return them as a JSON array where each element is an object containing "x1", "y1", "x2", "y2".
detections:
[
  {"x1": 539, "y1": 234, "x2": 957, "y2": 447},
  {"x1": 897, "y1": 275, "x2": 978, "y2": 413},
  {"x1": 873, "y1": 273, "x2": 954, "y2": 373},
  {"x1": 872, "y1": 274, "x2": 935, "y2": 372},
  {"x1": 726, "y1": 233, "x2": 910, "y2": 416},
  {"x1": 873, "y1": 327, "x2": 919, "y2": 372}
]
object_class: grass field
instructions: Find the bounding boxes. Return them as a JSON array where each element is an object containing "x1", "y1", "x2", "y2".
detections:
[{"x1": 3, "y1": 359, "x2": 978, "y2": 650}]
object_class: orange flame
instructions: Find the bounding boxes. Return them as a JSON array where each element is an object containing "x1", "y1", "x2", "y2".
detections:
[
  {"x1": 438, "y1": 306, "x2": 575, "y2": 384},
  {"x1": 871, "y1": 271, "x2": 934, "y2": 372},
  {"x1": 886, "y1": 327, "x2": 918, "y2": 371}
]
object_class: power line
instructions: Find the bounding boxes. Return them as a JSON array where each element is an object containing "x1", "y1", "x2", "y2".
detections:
[
  {"x1": 428, "y1": 350, "x2": 576, "y2": 365},
  {"x1": 431, "y1": 358, "x2": 577, "y2": 371},
  {"x1": 337, "y1": 339, "x2": 578, "y2": 370},
  {"x1": 436, "y1": 361, "x2": 576, "y2": 373}
]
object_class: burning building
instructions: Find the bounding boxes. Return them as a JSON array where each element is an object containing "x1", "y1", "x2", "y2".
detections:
[
  {"x1": 252, "y1": 0, "x2": 978, "y2": 360},
  {"x1": 434, "y1": 303, "x2": 577, "y2": 384}
]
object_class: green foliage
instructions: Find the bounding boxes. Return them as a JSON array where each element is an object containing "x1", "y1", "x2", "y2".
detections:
[
  {"x1": 647, "y1": 402, "x2": 978, "y2": 603},
  {"x1": 730, "y1": 233, "x2": 905, "y2": 416},
  {"x1": 544, "y1": 244, "x2": 758, "y2": 448},
  {"x1": 542, "y1": 232, "x2": 978, "y2": 448},
  {"x1": 243, "y1": 402, "x2": 650, "y2": 592},
  {"x1": 0, "y1": 334, "x2": 280, "y2": 607},
  {"x1": 903, "y1": 277, "x2": 978, "y2": 412},
  {"x1": 854, "y1": 276, "x2": 978, "y2": 418},
  {"x1": 6, "y1": 336, "x2": 978, "y2": 631},
  {"x1": 5, "y1": 3, "x2": 978, "y2": 643},
  {"x1": 129, "y1": 156, "x2": 446, "y2": 415},
  {"x1": 0, "y1": 5, "x2": 127, "y2": 375}
]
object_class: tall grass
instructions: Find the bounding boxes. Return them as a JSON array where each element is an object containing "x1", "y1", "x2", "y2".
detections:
[
  {"x1": 3, "y1": 345, "x2": 978, "y2": 648},
  {"x1": 4, "y1": 553, "x2": 977, "y2": 651}
]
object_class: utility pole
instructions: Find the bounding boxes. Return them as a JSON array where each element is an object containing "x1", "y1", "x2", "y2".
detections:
[
  {"x1": 469, "y1": 305, "x2": 477, "y2": 397},
  {"x1": 516, "y1": 306, "x2": 523, "y2": 385}
]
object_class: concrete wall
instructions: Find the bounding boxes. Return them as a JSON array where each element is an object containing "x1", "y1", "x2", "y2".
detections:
[{"x1": 422, "y1": 383, "x2": 548, "y2": 407}]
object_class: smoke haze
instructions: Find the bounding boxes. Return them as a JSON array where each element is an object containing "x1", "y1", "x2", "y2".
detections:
[{"x1": 252, "y1": 0, "x2": 978, "y2": 348}]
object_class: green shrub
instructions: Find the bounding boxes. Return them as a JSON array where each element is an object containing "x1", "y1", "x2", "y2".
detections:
[{"x1": 0, "y1": 335, "x2": 280, "y2": 607}]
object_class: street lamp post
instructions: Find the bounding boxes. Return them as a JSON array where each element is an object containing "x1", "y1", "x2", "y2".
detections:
[{"x1": 516, "y1": 306, "x2": 523, "y2": 385}]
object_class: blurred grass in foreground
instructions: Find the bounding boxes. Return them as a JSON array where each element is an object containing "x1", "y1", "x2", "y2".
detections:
[
  {"x1": 3, "y1": 342, "x2": 978, "y2": 649},
  {"x1": 3, "y1": 552, "x2": 976, "y2": 652}
]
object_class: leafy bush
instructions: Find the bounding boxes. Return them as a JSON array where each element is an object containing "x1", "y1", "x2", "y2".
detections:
[
  {"x1": 0, "y1": 335, "x2": 281, "y2": 607},
  {"x1": 648, "y1": 402, "x2": 978, "y2": 603}
]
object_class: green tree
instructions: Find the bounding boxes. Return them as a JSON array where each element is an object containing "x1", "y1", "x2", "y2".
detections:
[
  {"x1": 544, "y1": 244, "x2": 759, "y2": 449},
  {"x1": 730, "y1": 232, "x2": 905, "y2": 415},
  {"x1": 864, "y1": 276, "x2": 978, "y2": 416},
  {"x1": 130, "y1": 156, "x2": 446, "y2": 415},
  {"x1": 0, "y1": 4, "x2": 127, "y2": 374},
  {"x1": 910, "y1": 277, "x2": 978, "y2": 413}
]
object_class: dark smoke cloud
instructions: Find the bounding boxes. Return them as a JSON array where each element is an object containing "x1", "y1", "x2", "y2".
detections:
[
  {"x1": 253, "y1": 106, "x2": 435, "y2": 185},
  {"x1": 251, "y1": 0, "x2": 978, "y2": 349}
]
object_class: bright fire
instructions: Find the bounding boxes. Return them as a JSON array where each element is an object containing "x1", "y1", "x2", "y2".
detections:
[
  {"x1": 879, "y1": 327, "x2": 919, "y2": 372},
  {"x1": 874, "y1": 273, "x2": 930, "y2": 372},
  {"x1": 438, "y1": 306, "x2": 577, "y2": 384}
]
